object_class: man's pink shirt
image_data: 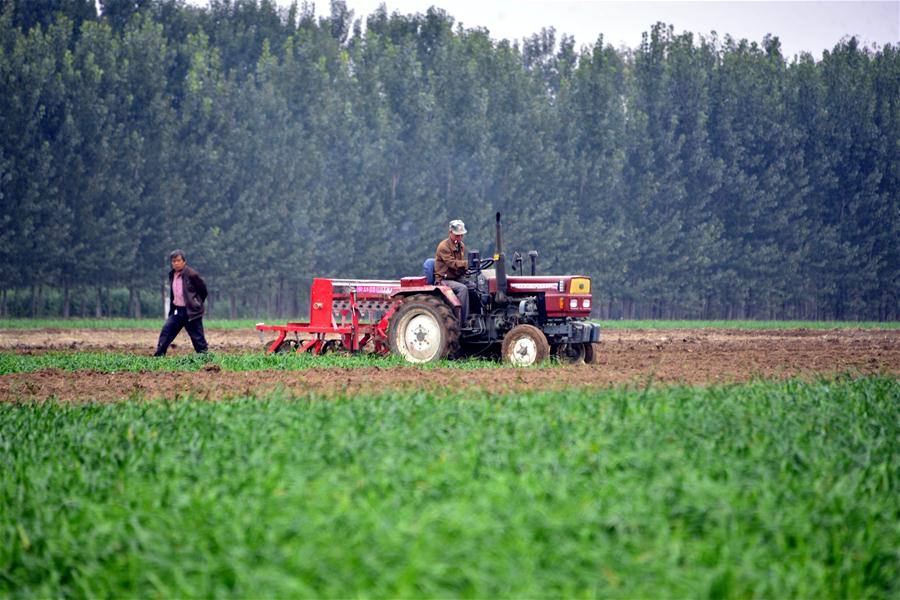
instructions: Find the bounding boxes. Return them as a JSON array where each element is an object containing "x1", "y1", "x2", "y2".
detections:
[{"x1": 172, "y1": 271, "x2": 185, "y2": 307}]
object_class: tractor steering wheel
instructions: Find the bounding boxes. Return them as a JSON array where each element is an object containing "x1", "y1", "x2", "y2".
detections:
[{"x1": 468, "y1": 258, "x2": 494, "y2": 274}]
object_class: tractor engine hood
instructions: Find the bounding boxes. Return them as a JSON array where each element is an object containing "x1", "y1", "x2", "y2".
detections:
[{"x1": 486, "y1": 275, "x2": 593, "y2": 317}]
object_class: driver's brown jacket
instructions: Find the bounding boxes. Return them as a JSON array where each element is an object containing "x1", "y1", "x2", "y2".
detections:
[{"x1": 434, "y1": 237, "x2": 467, "y2": 283}]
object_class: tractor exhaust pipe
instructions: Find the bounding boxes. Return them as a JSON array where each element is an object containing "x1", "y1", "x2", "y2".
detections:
[
  {"x1": 494, "y1": 212, "x2": 508, "y2": 303},
  {"x1": 529, "y1": 250, "x2": 538, "y2": 275}
]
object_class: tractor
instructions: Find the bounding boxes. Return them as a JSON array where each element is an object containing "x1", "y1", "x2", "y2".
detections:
[{"x1": 256, "y1": 213, "x2": 600, "y2": 366}]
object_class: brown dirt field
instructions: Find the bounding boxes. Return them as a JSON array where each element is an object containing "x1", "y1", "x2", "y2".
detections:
[
  {"x1": 1, "y1": 327, "x2": 897, "y2": 401},
  {"x1": 0, "y1": 327, "x2": 265, "y2": 353}
]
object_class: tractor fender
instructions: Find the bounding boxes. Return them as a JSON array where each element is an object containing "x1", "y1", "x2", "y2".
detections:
[
  {"x1": 379, "y1": 286, "x2": 460, "y2": 339},
  {"x1": 390, "y1": 285, "x2": 460, "y2": 308}
]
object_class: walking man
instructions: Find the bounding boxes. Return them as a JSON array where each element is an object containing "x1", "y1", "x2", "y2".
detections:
[
  {"x1": 154, "y1": 249, "x2": 209, "y2": 356},
  {"x1": 434, "y1": 219, "x2": 469, "y2": 326}
]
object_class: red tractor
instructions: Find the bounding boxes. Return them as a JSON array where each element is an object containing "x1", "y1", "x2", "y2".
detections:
[{"x1": 257, "y1": 213, "x2": 600, "y2": 366}]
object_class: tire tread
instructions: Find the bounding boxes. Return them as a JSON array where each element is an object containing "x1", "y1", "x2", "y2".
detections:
[{"x1": 387, "y1": 294, "x2": 460, "y2": 362}]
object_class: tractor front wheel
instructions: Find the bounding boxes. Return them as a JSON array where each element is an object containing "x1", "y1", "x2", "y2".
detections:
[
  {"x1": 554, "y1": 343, "x2": 586, "y2": 364},
  {"x1": 583, "y1": 342, "x2": 602, "y2": 364},
  {"x1": 388, "y1": 294, "x2": 459, "y2": 363},
  {"x1": 501, "y1": 324, "x2": 550, "y2": 366}
]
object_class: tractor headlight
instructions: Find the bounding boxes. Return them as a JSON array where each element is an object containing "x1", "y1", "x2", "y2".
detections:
[{"x1": 569, "y1": 278, "x2": 591, "y2": 294}]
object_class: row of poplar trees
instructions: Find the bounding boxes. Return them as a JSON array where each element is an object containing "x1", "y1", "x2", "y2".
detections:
[{"x1": 1, "y1": 0, "x2": 897, "y2": 320}]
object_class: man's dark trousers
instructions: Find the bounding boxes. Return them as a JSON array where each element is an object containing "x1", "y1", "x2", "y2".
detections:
[
  {"x1": 442, "y1": 279, "x2": 469, "y2": 325},
  {"x1": 154, "y1": 307, "x2": 208, "y2": 356}
]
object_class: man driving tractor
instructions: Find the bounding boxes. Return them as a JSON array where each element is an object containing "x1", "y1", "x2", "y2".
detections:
[{"x1": 434, "y1": 219, "x2": 469, "y2": 326}]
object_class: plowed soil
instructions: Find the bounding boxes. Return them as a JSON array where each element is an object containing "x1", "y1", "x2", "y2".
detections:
[{"x1": 1, "y1": 327, "x2": 897, "y2": 401}]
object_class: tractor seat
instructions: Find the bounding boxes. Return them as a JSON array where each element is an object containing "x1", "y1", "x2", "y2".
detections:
[{"x1": 423, "y1": 258, "x2": 435, "y2": 285}]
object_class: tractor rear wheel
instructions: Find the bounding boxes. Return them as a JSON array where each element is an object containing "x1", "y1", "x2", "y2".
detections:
[
  {"x1": 583, "y1": 342, "x2": 602, "y2": 364},
  {"x1": 501, "y1": 324, "x2": 550, "y2": 366},
  {"x1": 388, "y1": 294, "x2": 459, "y2": 363}
]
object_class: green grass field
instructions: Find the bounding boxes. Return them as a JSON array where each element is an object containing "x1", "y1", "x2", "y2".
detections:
[
  {"x1": 1, "y1": 378, "x2": 898, "y2": 598},
  {"x1": 0, "y1": 351, "x2": 531, "y2": 374},
  {"x1": 1, "y1": 318, "x2": 898, "y2": 330}
]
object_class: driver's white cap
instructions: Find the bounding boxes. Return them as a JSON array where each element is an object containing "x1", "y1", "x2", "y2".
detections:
[{"x1": 449, "y1": 219, "x2": 467, "y2": 235}]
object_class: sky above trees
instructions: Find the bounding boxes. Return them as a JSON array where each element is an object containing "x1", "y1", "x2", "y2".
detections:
[{"x1": 183, "y1": 0, "x2": 900, "y2": 59}]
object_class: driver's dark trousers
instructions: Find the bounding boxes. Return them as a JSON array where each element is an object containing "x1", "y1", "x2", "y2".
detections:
[
  {"x1": 440, "y1": 279, "x2": 469, "y2": 326},
  {"x1": 154, "y1": 307, "x2": 208, "y2": 356}
]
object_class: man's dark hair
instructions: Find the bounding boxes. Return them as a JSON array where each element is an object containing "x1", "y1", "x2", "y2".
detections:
[{"x1": 168, "y1": 249, "x2": 186, "y2": 262}]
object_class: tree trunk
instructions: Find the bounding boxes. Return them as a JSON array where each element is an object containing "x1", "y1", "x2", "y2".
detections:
[
  {"x1": 230, "y1": 293, "x2": 237, "y2": 320},
  {"x1": 274, "y1": 287, "x2": 280, "y2": 319},
  {"x1": 29, "y1": 285, "x2": 47, "y2": 318},
  {"x1": 744, "y1": 288, "x2": 753, "y2": 319},
  {"x1": 130, "y1": 287, "x2": 142, "y2": 319},
  {"x1": 162, "y1": 281, "x2": 168, "y2": 319},
  {"x1": 446, "y1": 164, "x2": 453, "y2": 200},
  {"x1": 834, "y1": 283, "x2": 845, "y2": 321},
  {"x1": 95, "y1": 287, "x2": 103, "y2": 318},
  {"x1": 0, "y1": 289, "x2": 6, "y2": 318},
  {"x1": 291, "y1": 284, "x2": 299, "y2": 318},
  {"x1": 62, "y1": 279, "x2": 71, "y2": 319}
]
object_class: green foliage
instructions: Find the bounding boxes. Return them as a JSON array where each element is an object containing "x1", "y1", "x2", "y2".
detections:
[
  {"x1": 0, "y1": 2, "x2": 897, "y2": 321},
  {"x1": 0, "y1": 0, "x2": 96, "y2": 33},
  {"x1": 0, "y1": 350, "x2": 541, "y2": 374},
  {"x1": 0, "y1": 378, "x2": 897, "y2": 597}
]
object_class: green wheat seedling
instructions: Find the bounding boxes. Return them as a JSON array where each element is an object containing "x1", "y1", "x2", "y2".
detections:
[
  {"x1": 0, "y1": 351, "x2": 537, "y2": 375},
  {"x1": 0, "y1": 378, "x2": 897, "y2": 598}
]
